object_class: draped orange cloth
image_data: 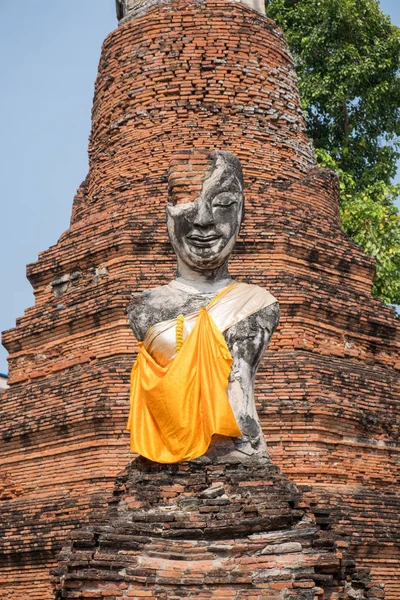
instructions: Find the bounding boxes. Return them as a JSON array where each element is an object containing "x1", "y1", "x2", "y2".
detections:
[
  {"x1": 127, "y1": 293, "x2": 241, "y2": 464},
  {"x1": 127, "y1": 282, "x2": 277, "y2": 463}
]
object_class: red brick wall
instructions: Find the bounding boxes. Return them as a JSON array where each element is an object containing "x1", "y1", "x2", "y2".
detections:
[{"x1": 1, "y1": 1, "x2": 399, "y2": 598}]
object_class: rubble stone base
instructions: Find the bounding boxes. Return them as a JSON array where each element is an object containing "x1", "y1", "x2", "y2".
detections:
[{"x1": 52, "y1": 455, "x2": 381, "y2": 599}]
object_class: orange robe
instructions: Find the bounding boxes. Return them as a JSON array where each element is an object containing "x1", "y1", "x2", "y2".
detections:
[{"x1": 127, "y1": 282, "x2": 276, "y2": 463}]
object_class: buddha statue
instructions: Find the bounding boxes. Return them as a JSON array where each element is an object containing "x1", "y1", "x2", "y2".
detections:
[{"x1": 127, "y1": 150, "x2": 279, "y2": 463}]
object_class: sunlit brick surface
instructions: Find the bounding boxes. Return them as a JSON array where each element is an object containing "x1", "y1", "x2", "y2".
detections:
[{"x1": 1, "y1": 0, "x2": 399, "y2": 598}]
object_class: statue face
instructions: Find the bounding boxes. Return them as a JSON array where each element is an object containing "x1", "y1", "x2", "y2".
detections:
[{"x1": 166, "y1": 152, "x2": 244, "y2": 271}]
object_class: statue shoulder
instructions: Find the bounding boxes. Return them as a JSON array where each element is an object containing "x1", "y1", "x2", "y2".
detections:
[
  {"x1": 234, "y1": 282, "x2": 279, "y2": 311},
  {"x1": 127, "y1": 285, "x2": 175, "y2": 341},
  {"x1": 241, "y1": 282, "x2": 280, "y2": 333},
  {"x1": 242, "y1": 282, "x2": 278, "y2": 306},
  {"x1": 256, "y1": 301, "x2": 280, "y2": 334}
]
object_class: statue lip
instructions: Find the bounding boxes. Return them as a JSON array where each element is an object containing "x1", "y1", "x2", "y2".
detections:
[{"x1": 186, "y1": 233, "x2": 221, "y2": 247}]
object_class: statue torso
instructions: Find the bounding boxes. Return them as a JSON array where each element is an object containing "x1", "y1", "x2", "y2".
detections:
[{"x1": 128, "y1": 280, "x2": 280, "y2": 460}]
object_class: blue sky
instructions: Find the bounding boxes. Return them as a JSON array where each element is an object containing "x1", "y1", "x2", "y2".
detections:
[{"x1": 0, "y1": 0, "x2": 399, "y2": 374}]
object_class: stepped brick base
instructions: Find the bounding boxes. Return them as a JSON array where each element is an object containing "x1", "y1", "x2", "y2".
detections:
[{"x1": 52, "y1": 456, "x2": 382, "y2": 600}]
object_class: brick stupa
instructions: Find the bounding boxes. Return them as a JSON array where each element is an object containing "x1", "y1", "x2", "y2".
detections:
[{"x1": 1, "y1": 0, "x2": 399, "y2": 598}]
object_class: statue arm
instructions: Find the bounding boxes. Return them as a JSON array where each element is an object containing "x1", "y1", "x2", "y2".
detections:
[
  {"x1": 127, "y1": 291, "x2": 153, "y2": 342},
  {"x1": 256, "y1": 301, "x2": 280, "y2": 349},
  {"x1": 224, "y1": 301, "x2": 280, "y2": 451}
]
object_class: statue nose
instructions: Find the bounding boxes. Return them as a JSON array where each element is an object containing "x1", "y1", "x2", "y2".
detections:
[{"x1": 193, "y1": 202, "x2": 214, "y2": 228}]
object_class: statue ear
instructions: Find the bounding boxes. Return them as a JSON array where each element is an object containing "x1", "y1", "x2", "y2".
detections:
[
  {"x1": 239, "y1": 196, "x2": 245, "y2": 226},
  {"x1": 165, "y1": 204, "x2": 174, "y2": 231}
]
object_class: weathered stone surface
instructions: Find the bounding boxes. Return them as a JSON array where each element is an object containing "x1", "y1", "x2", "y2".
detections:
[
  {"x1": 261, "y1": 542, "x2": 303, "y2": 555},
  {"x1": 199, "y1": 484, "x2": 226, "y2": 499}
]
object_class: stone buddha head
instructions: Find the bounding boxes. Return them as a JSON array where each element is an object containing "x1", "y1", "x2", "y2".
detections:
[{"x1": 166, "y1": 150, "x2": 244, "y2": 274}]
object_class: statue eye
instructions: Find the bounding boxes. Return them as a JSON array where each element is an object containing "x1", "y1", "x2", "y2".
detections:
[{"x1": 213, "y1": 193, "x2": 238, "y2": 208}]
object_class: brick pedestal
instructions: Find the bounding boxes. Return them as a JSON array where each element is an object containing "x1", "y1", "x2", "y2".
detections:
[{"x1": 52, "y1": 457, "x2": 379, "y2": 599}]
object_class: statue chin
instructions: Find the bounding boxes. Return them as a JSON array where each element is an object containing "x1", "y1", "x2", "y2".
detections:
[
  {"x1": 174, "y1": 248, "x2": 233, "y2": 273},
  {"x1": 169, "y1": 231, "x2": 240, "y2": 275}
]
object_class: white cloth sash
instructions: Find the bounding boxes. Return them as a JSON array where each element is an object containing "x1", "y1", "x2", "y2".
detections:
[{"x1": 144, "y1": 282, "x2": 277, "y2": 368}]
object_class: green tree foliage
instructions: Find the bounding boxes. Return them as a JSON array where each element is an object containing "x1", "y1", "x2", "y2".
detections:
[{"x1": 266, "y1": 0, "x2": 400, "y2": 304}]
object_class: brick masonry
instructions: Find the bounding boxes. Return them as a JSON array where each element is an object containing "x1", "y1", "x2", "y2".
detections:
[
  {"x1": 52, "y1": 457, "x2": 381, "y2": 599},
  {"x1": 0, "y1": 0, "x2": 399, "y2": 598}
]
